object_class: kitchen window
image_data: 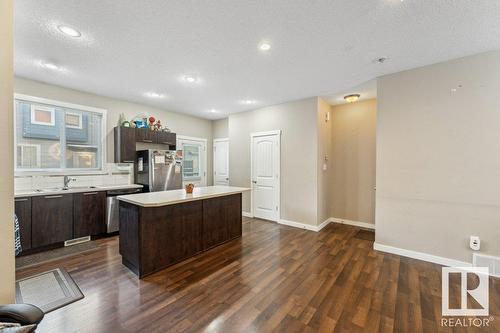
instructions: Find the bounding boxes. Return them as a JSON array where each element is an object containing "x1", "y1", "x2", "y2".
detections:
[{"x1": 14, "y1": 94, "x2": 107, "y2": 173}]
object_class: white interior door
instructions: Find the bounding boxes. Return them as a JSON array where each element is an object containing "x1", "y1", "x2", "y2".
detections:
[
  {"x1": 177, "y1": 136, "x2": 207, "y2": 187},
  {"x1": 251, "y1": 131, "x2": 280, "y2": 222},
  {"x1": 213, "y1": 139, "x2": 229, "y2": 185}
]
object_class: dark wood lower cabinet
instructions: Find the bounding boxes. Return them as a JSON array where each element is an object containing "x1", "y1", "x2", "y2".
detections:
[
  {"x1": 73, "y1": 191, "x2": 106, "y2": 238},
  {"x1": 32, "y1": 194, "x2": 73, "y2": 248},
  {"x1": 203, "y1": 194, "x2": 241, "y2": 249},
  {"x1": 14, "y1": 197, "x2": 32, "y2": 251},
  {"x1": 120, "y1": 193, "x2": 242, "y2": 278}
]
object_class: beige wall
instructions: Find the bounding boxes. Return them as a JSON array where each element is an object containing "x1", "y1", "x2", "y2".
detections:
[
  {"x1": 317, "y1": 98, "x2": 333, "y2": 225},
  {"x1": 14, "y1": 78, "x2": 214, "y2": 184},
  {"x1": 212, "y1": 118, "x2": 228, "y2": 139},
  {"x1": 228, "y1": 97, "x2": 319, "y2": 225},
  {"x1": 376, "y1": 50, "x2": 500, "y2": 262},
  {"x1": 331, "y1": 99, "x2": 376, "y2": 224},
  {"x1": 0, "y1": 0, "x2": 15, "y2": 303}
]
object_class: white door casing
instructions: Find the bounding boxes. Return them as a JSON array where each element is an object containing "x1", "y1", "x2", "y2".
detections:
[
  {"x1": 251, "y1": 130, "x2": 280, "y2": 222},
  {"x1": 177, "y1": 135, "x2": 207, "y2": 187},
  {"x1": 213, "y1": 138, "x2": 229, "y2": 185}
]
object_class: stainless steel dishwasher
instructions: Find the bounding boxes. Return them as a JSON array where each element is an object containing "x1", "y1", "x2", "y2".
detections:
[{"x1": 106, "y1": 187, "x2": 143, "y2": 233}]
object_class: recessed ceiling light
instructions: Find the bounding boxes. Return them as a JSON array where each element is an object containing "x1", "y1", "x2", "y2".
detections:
[
  {"x1": 58, "y1": 25, "x2": 81, "y2": 38},
  {"x1": 144, "y1": 92, "x2": 165, "y2": 98},
  {"x1": 239, "y1": 99, "x2": 257, "y2": 105},
  {"x1": 181, "y1": 75, "x2": 200, "y2": 84},
  {"x1": 208, "y1": 109, "x2": 219, "y2": 113},
  {"x1": 259, "y1": 41, "x2": 271, "y2": 51},
  {"x1": 344, "y1": 94, "x2": 360, "y2": 103}
]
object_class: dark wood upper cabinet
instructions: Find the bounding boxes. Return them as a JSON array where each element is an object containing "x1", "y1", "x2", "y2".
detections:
[
  {"x1": 157, "y1": 131, "x2": 176, "y2": 146},
  {"x1": 114, "y1": 127, "x2": 177, "y2": 163},
  {"x1": 14, "y1": 197, "x2": 32, "y2": 251},
  {"x1": 73, "y1": 191, "x2": 106, "y2": 238},
  {"x1": 32, "y1": 194, "x2": 73, "y2": 248},
  {"x1": 135, "y1": 128, "x2": 156, "y2": 144},
  {"x1": 114, "y1": 126, "x2": 136, "y2": 163}
]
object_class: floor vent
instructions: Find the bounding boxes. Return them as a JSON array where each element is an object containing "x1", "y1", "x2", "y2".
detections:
[
  {"x1": 64, "y1": 236, "x2": 91, "y2": 247},
  {"x1": 473, "y1": 253, "x2": 500, "y2": 278}
]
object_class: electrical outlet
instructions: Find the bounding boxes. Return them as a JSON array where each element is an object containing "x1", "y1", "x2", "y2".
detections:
[{"x1": 470, "y1": 236, "x2": 480, "y2": 251}]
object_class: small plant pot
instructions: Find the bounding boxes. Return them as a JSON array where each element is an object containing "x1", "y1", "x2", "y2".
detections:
[{"x1": 185, "y1": 183, "x2": 195, "y2": 194}]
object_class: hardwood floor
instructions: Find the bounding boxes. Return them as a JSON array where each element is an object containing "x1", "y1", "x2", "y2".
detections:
[{"x1": 16, "y1": 218, "x2": 499, "y2": 332}]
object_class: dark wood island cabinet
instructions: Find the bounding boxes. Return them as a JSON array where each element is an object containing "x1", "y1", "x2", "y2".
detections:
[{"x1": 118, "y1": 186, "x2": 249, "y2": 278}]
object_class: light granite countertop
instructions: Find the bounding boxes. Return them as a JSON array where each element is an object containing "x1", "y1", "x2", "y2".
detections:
[
  {"x1": 15, "y1": 184, "x2": 143, "y2": 198},
  {"x1": 117, "y1": 186, "x2": 250, "y2": 207}
]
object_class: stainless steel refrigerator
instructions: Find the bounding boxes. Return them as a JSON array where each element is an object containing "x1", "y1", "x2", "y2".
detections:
[{"x1": 135, "y1": 149, "x2": 182, "y2": 192}]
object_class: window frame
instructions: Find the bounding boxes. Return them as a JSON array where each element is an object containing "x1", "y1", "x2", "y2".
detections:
[{"x1": 14, "y1": 94, "x2": 107, "y2": 175}]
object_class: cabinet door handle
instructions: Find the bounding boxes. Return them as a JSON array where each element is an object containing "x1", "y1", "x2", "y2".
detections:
[
  {"x1": 45, "y1": 195, "x2": 63, "y2": 199},
  {"x1": 142, "y1": 139, "x2": 153, "y2": 143},
  {"x1": 161, "y1": 142, "x2": 171, "y2": 145},
  {"x1": 15, "y1": 198, "x2": 28, "y2": 202},
  {"x1": 123, "y1": 160, "x2": 135, "y2": 163},
  {"x1": 83, "y1": 192, "x2": 98, "y2": 196}
]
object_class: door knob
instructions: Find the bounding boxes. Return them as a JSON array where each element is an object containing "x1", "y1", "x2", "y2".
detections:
[{"x1": 252, "y1": 180, "x2": 257, "y2": 184}]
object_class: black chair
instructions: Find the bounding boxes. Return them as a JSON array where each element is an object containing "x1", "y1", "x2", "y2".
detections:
[{"x1": 0, "y1": 304, "x2": 44, "y2": 332}]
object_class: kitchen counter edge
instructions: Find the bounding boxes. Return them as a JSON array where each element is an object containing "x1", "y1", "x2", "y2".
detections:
[
  {"x1": 117, "y1": 186, "x2": 250, "y2": 208},
  {"x1": 15, "y1": 184, "x2": 144, "y2": 198}
]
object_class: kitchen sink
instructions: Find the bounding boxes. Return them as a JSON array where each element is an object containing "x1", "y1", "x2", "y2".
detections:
[{"x1": 35, "y1": 186, "x2": 97, "y2": 193}]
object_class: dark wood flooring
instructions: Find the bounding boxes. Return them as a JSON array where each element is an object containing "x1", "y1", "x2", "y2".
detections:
[{"x1": 16, "y1": 218, "x2": 500, "y2": 332}]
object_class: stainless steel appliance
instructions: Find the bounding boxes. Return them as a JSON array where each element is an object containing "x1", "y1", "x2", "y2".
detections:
[
  {"x1": 106, "y1": 187, "x2": 142, "y2": 233},
  {"x1": 135, "y1": 149, "x2": 182, "y2": 192}
]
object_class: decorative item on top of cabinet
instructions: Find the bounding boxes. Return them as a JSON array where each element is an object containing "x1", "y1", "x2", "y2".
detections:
[{"x1": 148, "y1": 116, "x2": 156, "y2": 130}]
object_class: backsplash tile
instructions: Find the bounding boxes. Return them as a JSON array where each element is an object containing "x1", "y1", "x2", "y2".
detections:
[{"x1": 14, "y1": 163, "x2": 134, "y2": 193}]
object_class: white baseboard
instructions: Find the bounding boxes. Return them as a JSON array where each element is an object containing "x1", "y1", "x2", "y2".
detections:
[
  {"x1": 279, "y1": 219, "x2": 319, "y2": 231},
  {"x1": 242, "y1": 211, "x2": 253, "y2": 218},
  {"x1": 373, "y1": 242, "x2": 471, "y2": 267},
  {"x1": 330, "y1": 217, "x2": 375, "y2": 230},
  {"x1": 277, "y1": 217, "x2": 374, "y2": 233},
  {"x1": 316, "y1": 218, "x2": 331, "y2": 232}
]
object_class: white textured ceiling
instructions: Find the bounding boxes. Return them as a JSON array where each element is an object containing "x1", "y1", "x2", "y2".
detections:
[{"x1": 14, "y1": 0, "x2": 500, "y2": 119}]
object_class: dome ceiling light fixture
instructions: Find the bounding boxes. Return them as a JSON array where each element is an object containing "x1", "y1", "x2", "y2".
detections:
[
  {"x1": 57, "y1": 25, "x2": 82, "y2": 38},
  {"x1": 344, "y1": 94, "x2": 361, "y2": 103}
]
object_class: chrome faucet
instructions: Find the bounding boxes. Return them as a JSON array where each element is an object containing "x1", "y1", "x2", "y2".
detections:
[{"x1": 63, "y1": 176, "x2": 76, "y2": 190}]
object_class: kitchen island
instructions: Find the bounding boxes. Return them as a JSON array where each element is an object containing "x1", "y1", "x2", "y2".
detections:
[{"x1": 117, "y1": 186, "x2": 250, "y2": 278}]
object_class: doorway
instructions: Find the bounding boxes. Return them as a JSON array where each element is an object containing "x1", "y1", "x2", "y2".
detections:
[
  {"x1": 177, "y1": 135, "x2": 207, "y2": 187},
  {"x1": 213, "y1": 138, "x2": 229, "y2": 185},
  {"x1": 251, "y1": 130, "x2": 281, "y2": 222}
]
